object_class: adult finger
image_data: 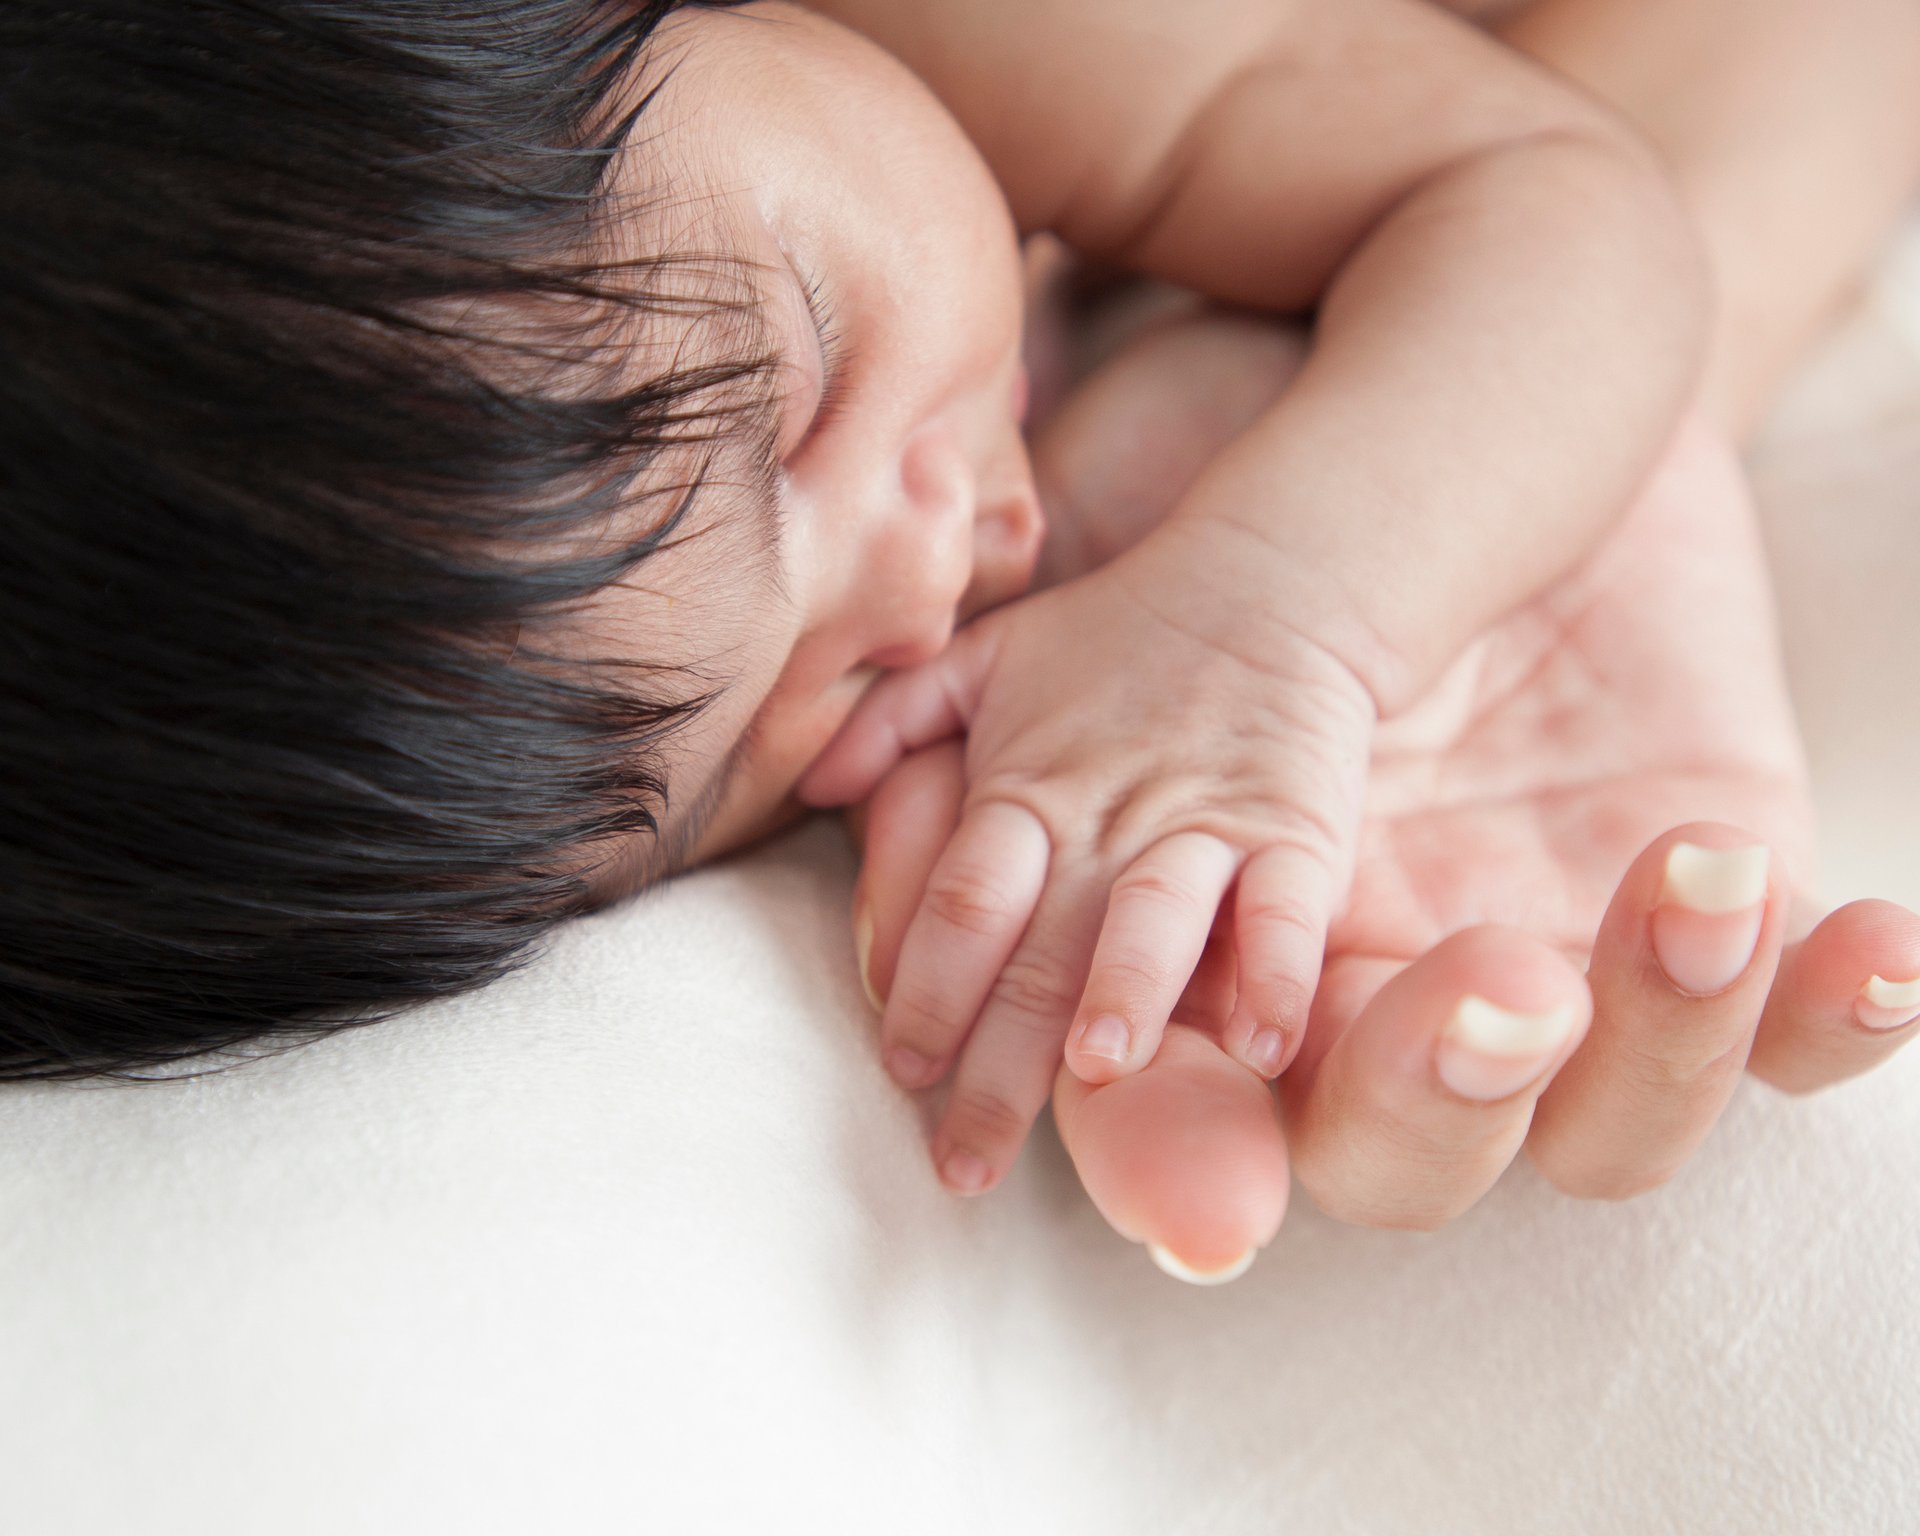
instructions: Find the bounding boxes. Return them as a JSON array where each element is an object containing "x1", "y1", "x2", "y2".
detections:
[
  {"x1": 1527, "y1": 824, "x2": 1788, "y2": 1200},
  {"x1": 1747, "y1": 898, "x2": 1920, "y2": 1093},
  {"x1": 1283, "y1": 927, "x2": 1592, "y2": 1231}
]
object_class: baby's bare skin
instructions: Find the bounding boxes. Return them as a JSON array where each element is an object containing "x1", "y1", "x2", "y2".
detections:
[
  {"x1": 613, "y1": 0, "x2": 1920, "y2": 1271},
  {"x1": 861, "y1": 300, "x2": 1920, "y2": 1271},
  {"x1": 799, "y1": 0, "x2": 1707, "y2": 1197},
  {"x1": 833, "y1": 0, "x2": 1920, "y2": 1271}
]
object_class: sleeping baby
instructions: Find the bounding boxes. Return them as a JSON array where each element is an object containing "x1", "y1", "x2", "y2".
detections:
[{"x1": 5, "y1": 0, "x2": 1919, "y2": 1280}]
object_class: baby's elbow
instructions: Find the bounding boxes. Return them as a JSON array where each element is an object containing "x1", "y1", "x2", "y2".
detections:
[
  {"x1": 1502, "y1": 110, "x2": 1714, "y2": 391},
  {"x1": 1586, "y1": 113, "x2": 1710, "y2": 322}
]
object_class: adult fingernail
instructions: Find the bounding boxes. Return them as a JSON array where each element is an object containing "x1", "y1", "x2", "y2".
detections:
[
  {"x1": 941, "y1": 1149, "x2": 992, "y2": 1196},
  {"x1": 1855, "y1": 974, "x2": 1920, "y2": 1031},
  {"x1": 1436, "y1": 995, "x2": 1581, "y2": 1101},
  {"x1": 1075, "y1": 1014, "x2": 1131, "y2": 1064},
  {"x1": 853, "y1": 902, "x2": 883, "y2": 1013},
  {"x1": 1245, "y1": 1028, "x2": 1287, "y2": 1078},
  {"x1": 1651, "y1": 843, "x2": 1769, "y2": 995},
  {"x1": 1148, "y1": 1244, "x2": 1257, "y2": 1287}
]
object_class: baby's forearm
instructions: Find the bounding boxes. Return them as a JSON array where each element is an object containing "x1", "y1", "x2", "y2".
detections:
[
  {"x1": 827, "y1": 0, "x2": 1710, "y2": 708},
  {"x1": 1141, "y1": 126, "x2": 1706, "y2": 712}
]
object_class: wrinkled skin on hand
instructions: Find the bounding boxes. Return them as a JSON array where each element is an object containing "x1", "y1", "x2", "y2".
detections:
[
  {"x1": 854, "y1": 296, "x2": 1918, "y2": 1276},
  {"x1": 1059, "y1": 414, "x2": 1912, "y2": 1267}
]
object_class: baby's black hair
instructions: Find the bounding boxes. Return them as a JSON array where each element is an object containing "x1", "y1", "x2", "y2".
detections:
[{"x1": 0, "y1": 0, "x2": 770, "y2": 1079}]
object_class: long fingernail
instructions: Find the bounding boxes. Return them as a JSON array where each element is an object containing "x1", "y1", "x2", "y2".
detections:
[
  {"x1": 940, "y1": 1149, "x2": 992, "y2": 1196},
  {"x1": 1651, "y1": 843, "x2": 1769, "y2": 995},
  {"x1": 853, "y1": 902, "x2": 883, "y2": 1013},
  {"x1": 1148, "y1": 1244, "x2": 1257, "y2": 1287},
  {"x1": 1074, "y1": 1014, "x2": 1131, "y2": 1064},
  {"x1": 1436, "y1": 995, "x2": 1581, "y2": 1101},
  {"x1": 1855, "y1": 974, "x2": 1920, "y2": 1031}
]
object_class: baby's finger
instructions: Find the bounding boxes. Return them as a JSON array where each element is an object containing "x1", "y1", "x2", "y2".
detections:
[
  {"x1": 933, "y1": 876, "x2": 1105, "y2": 1195},
  {"x1": 1065, "y1": 831, "x2": 1242, "y2": 1083},
  {"x1": 1222, "y1": 838, "x2": 1341, "y2": 1080},
  {"x1": 1055, "y1": 1022, "x2": 1289, "y2": 1284},
  {"x1": 794, "y1": 624, "x2": 996, "y2": 808},
  {"x1": 1527, "y1": 825, "x2": 1788, "y2": 1201},
  {"x1": 1284, "y1": 927, "x2": 1592, "y2": 1231},
  {"x1": 879, "y1": 798, "x2": 1050, "y2": 1092},
  {"x1": 1747, "y1": 898, "x2": 1920, "y2": 1094},
  {"x1": 851, "y1": 742, "x2": 969, "y2": 1013}
]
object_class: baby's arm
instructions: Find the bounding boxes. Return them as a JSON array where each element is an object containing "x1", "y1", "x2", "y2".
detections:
[
  {"x1": 799, "y1": 0, "x2": 1707, "y2": 1193},
  {"x1": 814, "y1": 0, "x2": 1707, "y2": 710},
  {"x1": 1492, "y1": 0, "x2": 1920, "y2": 436}
]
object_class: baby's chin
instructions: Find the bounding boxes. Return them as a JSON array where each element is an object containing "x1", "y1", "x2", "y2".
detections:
[{"x1": 686, "y1": 794, "x2": 815, "y2": 869}]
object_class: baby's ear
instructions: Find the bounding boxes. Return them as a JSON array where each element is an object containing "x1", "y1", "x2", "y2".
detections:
[{"x1": 1053, "y1": 1023, "x2": 1289, "y2": 1285}]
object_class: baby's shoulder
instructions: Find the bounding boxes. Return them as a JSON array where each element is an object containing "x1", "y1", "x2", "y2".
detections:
[{"x1": 802, "y1": 0, "x2": 1302, "y2": 230}]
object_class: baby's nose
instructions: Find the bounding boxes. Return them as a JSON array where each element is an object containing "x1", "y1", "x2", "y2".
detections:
[
  {"x1": 858, "y1": 432, "x2": 977, "y2": 669},
  {"x1": 966, "y1": 426, "x2": 1044, "y2": 617}
]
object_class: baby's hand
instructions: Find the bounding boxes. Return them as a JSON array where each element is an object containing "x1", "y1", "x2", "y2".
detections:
[{"x1": 798, "y1": 534, "x2": 1374, "y2": 1195}]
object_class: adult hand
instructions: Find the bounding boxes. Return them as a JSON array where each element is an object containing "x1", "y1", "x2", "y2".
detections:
[{"x1": 849, "y1": 307, "x2": 1920, "y2": 1276}]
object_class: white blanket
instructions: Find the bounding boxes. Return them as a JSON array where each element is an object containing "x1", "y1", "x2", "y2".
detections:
[{"x1": 4, "y1": 231, "x2": 1919, "y2": 1535}]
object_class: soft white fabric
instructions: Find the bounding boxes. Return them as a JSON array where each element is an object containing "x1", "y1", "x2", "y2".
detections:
[{"x1": 4, "y1": 234, "x2": 1919, "y2": 1536}]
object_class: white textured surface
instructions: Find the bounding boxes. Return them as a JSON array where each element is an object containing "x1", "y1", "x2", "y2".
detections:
[{"x1": 4, "y1": 236, "x2": 1919, "y2": 1535}]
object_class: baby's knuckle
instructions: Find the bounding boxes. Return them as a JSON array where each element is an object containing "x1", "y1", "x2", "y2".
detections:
[
  {"x1": 886, "y1": 987, "x2": 965, "y2": 1051},
  {"x1": 1079, "y1": 768, "x2": 1193, "y2": 842},
  {"x1": 1110, "y1": 864, "x2": 1208, "y2": 915},
  {"x1": 950, "y1": 1086, "x2": 1034, "y2": 1148},
  {"x1": 989, "y1": 957, "x2": 1081, "y2": 1029},
  {"x1": 922, "y1": 869, "x2": 1020, "y2": 937},
  {"x1": 1244, "y1": 973, "x2": 1315, "y2": 1031},
  {"x1": 1238, "y1": 892, "x2": 1322, "y2": 945},
  {"x1": 1095, "y1": 948, "x2": 1176, "y2": 996},
  {"x1": 1250, "y1": 806, "x2": 1356, "y2": 882}
]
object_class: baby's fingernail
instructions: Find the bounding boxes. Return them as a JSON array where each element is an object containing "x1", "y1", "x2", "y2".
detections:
[
  {"x1": 1651, "y1": 843, "x2": 1769, "y2": 995},
  {"x1": 853, "y1": 902, "x2": 884, "y2": 1014},
  {"x1": 1148, "y1": 1244, "x2": 1257, "y2": 1287},
  {"x1": 1075, "y1": 1014, "x2": 1131, "y2": 1064},
  {"x1": 1436, "y1": 995, "x2": 1581, "y2": 1101},
  {"x1": 1855, "y1": 974, "x2": 1920, "y2": 1031},
  {"x1": 940, "y1": 1149, "x2": 993, "y2": 1197},
  {"x1": 1245, "y1": 1028, "x2": 1287, "y2": 1078},
  {"x1": 885, "y1": 1045, "x2": 936, "y2": 1089}
]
